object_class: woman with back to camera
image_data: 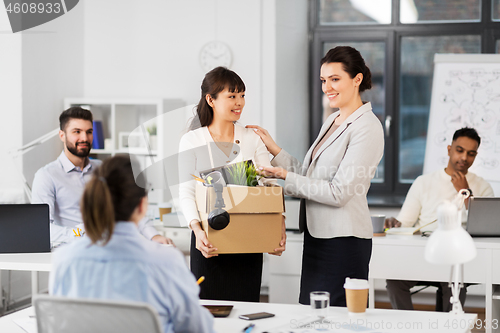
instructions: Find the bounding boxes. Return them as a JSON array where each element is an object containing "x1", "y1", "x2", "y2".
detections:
[
  {"x1": 178, "y1": 66, "x2": 286, "y2": 302},
  {"x1": 50, "y1": 155, "x2": 214, "y2": 333},
  {"x1": 247, "y1": 46, "x2": 384, "y2": 306}
]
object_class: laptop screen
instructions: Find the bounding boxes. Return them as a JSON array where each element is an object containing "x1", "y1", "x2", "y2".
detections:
[
  {"x1": 0, "y1": 204, "x2": 51, "y2": 253},
  {"x1": 466, "y1": 197, "x2": 500, "y2": 237}
]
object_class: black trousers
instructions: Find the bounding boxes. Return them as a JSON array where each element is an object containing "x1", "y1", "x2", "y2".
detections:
[
  {"x1": 190, "y1": 232, "x2": 263, "y2": 302},
  {"x1": 299, "y1": 227, "x2": 372, "y2": 307}
]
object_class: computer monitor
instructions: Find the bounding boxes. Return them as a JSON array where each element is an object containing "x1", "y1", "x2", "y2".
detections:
[
  {"x1": 0, "y1": 204, "x2": 51, "y2": 253},
  {"x1": 466, "y1": 197, "x2": 500, "y2": 237}
]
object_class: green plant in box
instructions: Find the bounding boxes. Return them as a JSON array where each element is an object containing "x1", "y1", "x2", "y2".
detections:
[{"x1": 226, "y1": 160, "x2": 260, "y2": 186}]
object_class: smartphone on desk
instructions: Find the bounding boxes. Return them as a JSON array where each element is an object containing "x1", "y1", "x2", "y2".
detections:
[{"x1": 239, "y1": 312, "x2": 275, "y2": 320}]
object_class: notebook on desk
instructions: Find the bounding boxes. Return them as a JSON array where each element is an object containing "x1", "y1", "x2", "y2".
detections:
[
  {"x1": 466, "y1": 197, "x2": 500, "y2": 237},
  {"x1": 0, "y1": 204, "x2": 51, "y2": 253}
]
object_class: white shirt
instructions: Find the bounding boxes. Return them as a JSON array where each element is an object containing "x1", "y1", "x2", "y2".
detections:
[
  {"x1": 397, "y1": 168, "x2": 494, "y2": 231},
  {"x1": 178, "y1": 124, "x2": 274, "y2": 226}
]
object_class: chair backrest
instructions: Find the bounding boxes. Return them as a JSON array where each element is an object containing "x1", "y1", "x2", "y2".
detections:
[{"x1": 33, "y1": 295, "x2": 163, "y2": 333}]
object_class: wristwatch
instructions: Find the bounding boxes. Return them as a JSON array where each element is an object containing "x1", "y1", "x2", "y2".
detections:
[{"x1": 467, "y1": 188, "x2": 473, "y2": 196}]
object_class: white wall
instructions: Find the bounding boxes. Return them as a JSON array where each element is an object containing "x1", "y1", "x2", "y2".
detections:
[
  {"x1": 21, "y1": 1, "x2": 85, "y2": 186},
  {"x1": 0, "y1": 7, "x2": 23, "y2": 203},
  {"x1": 1, "y1": 0, "x2": 310, "y2": 200},
  {"x1": 82, "y1": 0, "x2": 309, "y2": 160}
]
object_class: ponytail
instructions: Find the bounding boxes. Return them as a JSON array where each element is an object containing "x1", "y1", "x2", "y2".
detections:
[
  {"x1": 81, "y1": 155, "x2": 147, "y2": 245},
  {"x1": 81, "y1": 176, "x2": 115, "y2": 245}
]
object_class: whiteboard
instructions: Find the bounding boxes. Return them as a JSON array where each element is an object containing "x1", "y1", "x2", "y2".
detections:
[{"x1": 424, "y1": 54, "x2": 500, "y2": 195}]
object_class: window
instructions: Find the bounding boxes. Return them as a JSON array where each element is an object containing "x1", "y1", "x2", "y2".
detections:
[{"x1": 311, "y1": 0, "x2": 500, "y2": 200}]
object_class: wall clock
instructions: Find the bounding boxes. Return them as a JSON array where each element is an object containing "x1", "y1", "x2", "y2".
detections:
[{"x1": 199, "y1": 41, "x2": 232, "y2": 71}]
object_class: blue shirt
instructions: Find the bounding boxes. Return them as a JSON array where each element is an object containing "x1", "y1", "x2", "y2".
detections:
[
  {"x1": 49, "y1": 222, "x2": 214, "y2": 333},
  {"x1": 32, "y1": 152, "x2": 159, "y2": 243}
]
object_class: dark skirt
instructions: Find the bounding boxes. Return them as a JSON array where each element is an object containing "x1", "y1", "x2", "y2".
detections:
[
  {"x1": 298, "y1": 226, "x2": 372, "y2": 307},
  {"x1": 190, "y1": 232, "x2": 263, "y2": 302}
]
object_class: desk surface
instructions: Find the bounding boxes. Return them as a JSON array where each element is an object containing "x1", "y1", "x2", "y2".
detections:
[
  {"x1": 370, "y1": 234, "x2": 500, "y2": 283},
  {"x1": 0, "y1": 300, "x2": 477, "y2": 333},
  {"x1": 374, "y1": 234, "x2": 500, "y2": 249},
  {"x1": 0, "y1": 253, "x2": 51, "y2": 271}
]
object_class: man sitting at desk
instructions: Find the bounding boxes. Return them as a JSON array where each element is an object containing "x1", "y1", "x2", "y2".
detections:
[
  {"x1": 384, "y1": 127, "x2": 494, "y2": 312},
  {"x1": 32, "y1": 107, "x2": 173, "y2": 245}
]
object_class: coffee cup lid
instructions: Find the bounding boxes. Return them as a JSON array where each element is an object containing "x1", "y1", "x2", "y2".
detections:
[{"x1": 344, "y1": 277, "x2": 369, "y2": 290}]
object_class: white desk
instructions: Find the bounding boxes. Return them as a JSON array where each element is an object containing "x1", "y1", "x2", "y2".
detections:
[
  {"x1": 0, "y1": 253, "x2": 52, "y2": 295},
  {"x1": 370, "y1": 235, "x2": 500, "y2": 333},
  {"x1": 0, "y1": 300, "x2": 477, "y2": 333}
]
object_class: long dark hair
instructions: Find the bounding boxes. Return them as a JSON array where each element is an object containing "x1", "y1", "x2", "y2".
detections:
[
  {"x1": 321, "y1": 46, "x2": 372, "y2": 92},
  {"x1": 81, "y1": 155, "x2": 147, "y2": 245},
  {"x1": 190, "y1": 66, "x2": 245, "y2": 130}
]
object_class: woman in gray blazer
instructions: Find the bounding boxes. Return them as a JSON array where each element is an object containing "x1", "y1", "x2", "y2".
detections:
[{"x1": 248, "y1": 46, "x2": 384, "y2": 306}]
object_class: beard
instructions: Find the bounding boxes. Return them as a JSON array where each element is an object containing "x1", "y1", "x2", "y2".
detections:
[{"x1": 66, "y1": 140, "x2": 91, "y2": 158}]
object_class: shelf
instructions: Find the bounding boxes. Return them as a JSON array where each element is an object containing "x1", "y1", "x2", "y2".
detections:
[
  {"x1": 64, "y1": 97, "x2": 186, "y2": 205},
  {"x1": 116, "y1": 149, "x2": 157, "y2": 156},
  {"x1": 90, "y1": 149, "x2": 113, "y2": 155}
]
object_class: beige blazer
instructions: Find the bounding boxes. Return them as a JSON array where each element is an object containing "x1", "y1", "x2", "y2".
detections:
[{"x1": 272, "y1": 102, "x2": 384, "y2": 239}]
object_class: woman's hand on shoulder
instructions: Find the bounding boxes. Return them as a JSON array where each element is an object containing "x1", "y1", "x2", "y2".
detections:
[
  {"x1": 269, "y1": 215, "x2": 287, "y2": 256},
  {"x1": 246, "y1": 125, "x2": 282, "y2": 157},
  {"x1": 191, "y1": 221, "x2": 218, "y2": 258}
]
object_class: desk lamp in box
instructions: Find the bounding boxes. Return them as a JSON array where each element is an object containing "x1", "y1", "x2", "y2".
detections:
[{"x1": 424, "y1": 189, "x2": 476, "y2": 315}]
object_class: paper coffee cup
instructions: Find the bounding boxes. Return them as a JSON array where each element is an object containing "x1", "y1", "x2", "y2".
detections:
[
  {"x1": 344, "y1": 278, "x2": 369, "y2": 314},
  {"x1": 371, "y1": 215, "x2": 386, "y2": 233}
]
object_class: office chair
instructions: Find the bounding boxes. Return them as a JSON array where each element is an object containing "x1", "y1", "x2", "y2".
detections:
[{"x1": 33, "y1": 295, "x2": 163, "y2": 333}]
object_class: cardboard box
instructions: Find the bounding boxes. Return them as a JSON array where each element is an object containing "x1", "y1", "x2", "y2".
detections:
[{"x1": 196, "y1": 184, "x2": 284, "y2": 254}]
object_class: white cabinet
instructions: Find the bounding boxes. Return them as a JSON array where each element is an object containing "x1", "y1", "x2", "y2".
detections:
[
  {"x1": 269, "y1": 232, "x2": 303, "y2": 304},
  {"x1": 63, "y1": 98, "x2": 185, "y2": 204}
]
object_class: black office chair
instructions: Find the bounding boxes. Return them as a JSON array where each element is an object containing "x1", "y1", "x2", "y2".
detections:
[{"x1": 411, "y1": 281, "x2": 468, "y2": 312}]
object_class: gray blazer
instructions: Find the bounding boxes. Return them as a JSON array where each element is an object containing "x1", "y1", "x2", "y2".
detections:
[{"x1": 272, "y1": 102, "x2": 384, "y2": 239}]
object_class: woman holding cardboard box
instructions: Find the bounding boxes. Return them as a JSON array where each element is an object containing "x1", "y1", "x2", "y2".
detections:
[
  {"x1": 178, "y1": 67, "x2": 286, "y2": 302},
  {"x1": 248, "y1": 46, "x2": 384, "y2": 306}
]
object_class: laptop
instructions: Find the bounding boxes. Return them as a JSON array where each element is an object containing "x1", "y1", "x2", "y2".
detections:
[
  {"x1": 466, "y1": 197, "x2": 500, "y2": 237},
  {"x1": 0, "y1": 204, "x2": 51, "y2": 253}
]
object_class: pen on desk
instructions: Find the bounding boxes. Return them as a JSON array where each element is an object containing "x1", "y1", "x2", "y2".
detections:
[
  {"x1": 242, "y1": 323, "x2": 255, "y2": 333},
  {"x1": 73, "y1": 229, "x2": 78, "y2": 236},
  {"x1": 197, "y1": 276, "x2": 205, "y2": 285}
]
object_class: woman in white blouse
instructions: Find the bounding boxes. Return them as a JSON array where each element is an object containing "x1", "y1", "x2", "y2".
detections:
[{"x1": 178, "y1": 67, "x2": 286, "y2": 302}]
